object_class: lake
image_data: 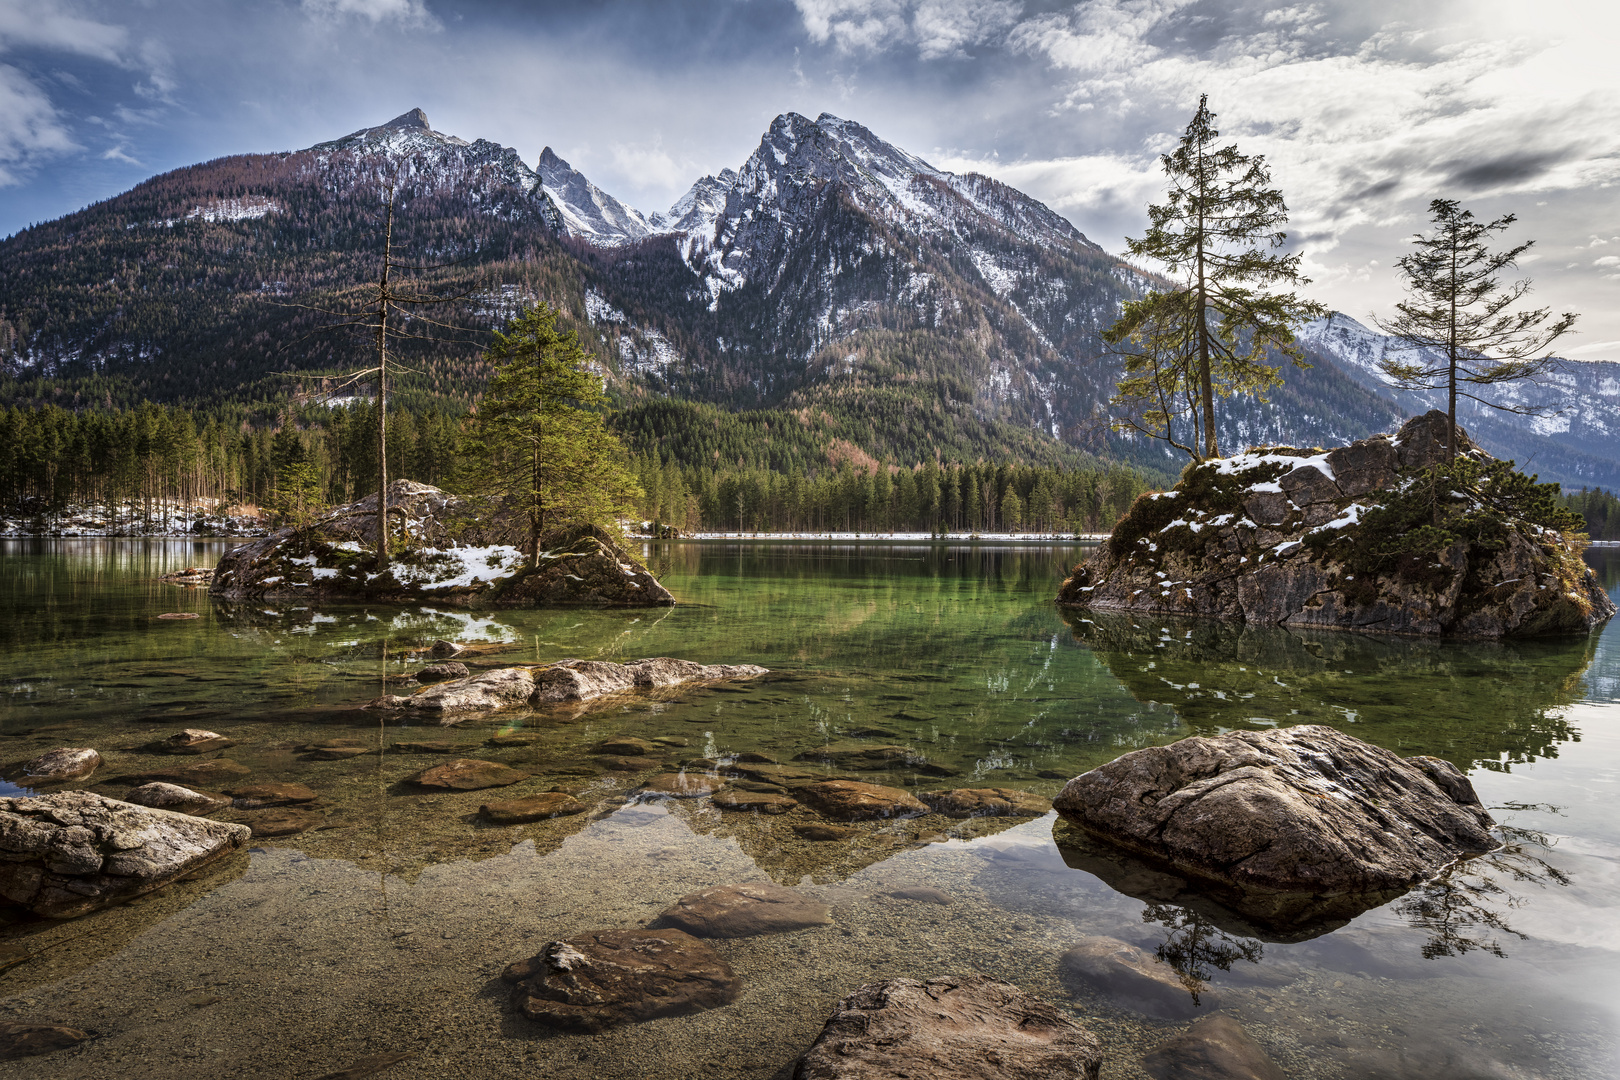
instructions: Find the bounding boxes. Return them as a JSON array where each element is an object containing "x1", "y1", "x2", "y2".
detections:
[{"x1": 0, "y1": 538, "x2": 1616, "y2": 1079}]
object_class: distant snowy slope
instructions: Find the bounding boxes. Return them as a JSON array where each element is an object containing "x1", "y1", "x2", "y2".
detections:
[{"x1": 1300, "y1": 314, "x2": 1620, "y2": 489}]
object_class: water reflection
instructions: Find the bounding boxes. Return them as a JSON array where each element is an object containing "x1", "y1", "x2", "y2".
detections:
[
  {"x1": 1060, "y1": 609, "x2": 1598, "y2": 770},
  {"x1": 1140, "y1": 902, "x2": 1264, "y2": 1005}
]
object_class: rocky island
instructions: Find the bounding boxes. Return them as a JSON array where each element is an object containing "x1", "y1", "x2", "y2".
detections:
[
  {"x1": 1058, "y1": 412, "x2": 1614, "y2": 637},
  {"x1": 210, "y1": 480, "x2": 672, "y2": 606}
]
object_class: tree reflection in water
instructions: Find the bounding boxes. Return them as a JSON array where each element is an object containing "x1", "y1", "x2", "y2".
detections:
[
  {"x1": 1141, "y1": 902, "x2": 1264, "y2": 1005},
  {"x1": 1396, "y1": 811, "x2": 1571, "y2": 960}
]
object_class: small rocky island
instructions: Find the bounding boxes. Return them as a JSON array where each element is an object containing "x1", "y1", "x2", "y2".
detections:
[
  {"x1": 1058, "y1": 412, "x2": 1614, "y2": 637},
  {"x1": 210, "y1": 480, "x2": 672, "y2": 606}
]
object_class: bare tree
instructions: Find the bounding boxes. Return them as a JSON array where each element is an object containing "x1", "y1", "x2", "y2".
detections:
[
  {"x1": 1376, "y1": 199, "x2": 1578, "y2": 459},
  {"x1": 280, "y1": 183, "x2": 480, "y2": 569}
]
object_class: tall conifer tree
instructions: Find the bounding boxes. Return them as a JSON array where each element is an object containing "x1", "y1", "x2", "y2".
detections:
[
  {"x1": 1107, "y1": 95, "x2": 1325, "y2": 461},
  {"x1": 1375, "y1": 199, "x2": 1577, "y2": 459}
]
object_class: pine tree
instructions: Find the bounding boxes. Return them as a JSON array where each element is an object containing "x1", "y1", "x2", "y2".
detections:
[
  {"x1": 1108, "y1": 95, "x2": 1325, "y2": 461},
  {"x1": 456, "y1": 305, "x2": 642, "y2": 565},
  {"x1": 1376, "y1": 199, "x2": 1578, "y2": 459}
]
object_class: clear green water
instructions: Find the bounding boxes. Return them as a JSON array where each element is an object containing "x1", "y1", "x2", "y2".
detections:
[{"x1": 0, "y1": 538, "x2": 1616, "y2": 1079}]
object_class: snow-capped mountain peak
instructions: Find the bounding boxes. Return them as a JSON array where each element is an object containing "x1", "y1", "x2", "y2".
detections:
[
  {"x1": 313, "y1": 107, "x2": 471, "y2": 154},
  {"x1": 535, "y1": 147, "x2": 654, "y2": 247}
]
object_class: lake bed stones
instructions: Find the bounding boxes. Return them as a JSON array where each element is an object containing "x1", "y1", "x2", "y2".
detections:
[
  {"x1": 921, "y1": 788, "x2": 1052, "y2": 818},
  {"x1": 406, "y1": 759, "x2": 528, "y2": 791},
  {"x1": 593, "y1": 737, "x2": 657, "y2": 756},
  {"x1": 1052, "y1": 725, "x2": 1498, "y2": 928},
  {"x1": 711, "y1": 789, "x2": 797, "y2": 814},
  {"x1": 502, "y1": 928, "x2": 741, "y2": 1031},
  {"x1": 17, "y1": 748, "x2": 101, "y2": 783},
  {"x1": 391, "y1": 740, "x2": 462, "y2": 754},
  {"x1": 652, "y1": 882, "x2": 831, "y2": 937},
  {"x1": 122, "y1": 782, "x2": 231, "y2": 816},
  {"x1": 150, "y1": 728, "x2": 234, "y2": 755},
  {"x1": 0, "y1": 791, "x2": 250, "y2": 918},
  {"x1": 1059, "y1": 937, "x2": 1213, "y2": 1020},
  {"x1": 797, "y1": 780, "x2": 927, "y2": 821},
  {"x1": 794, "y1": 824, "x2": 857, "y2": 842},
  {"x1": 479, "y1": 792, "x2": 587, "y2": 824},
  {"x1": 795, "y1": 974, "x2": 1103, "y2": 1080},
  {"x1": 223, "y1": 782, "x2": 317, "y2": 809},
  {"x1": 1142, "y1": 1015, "x2": 1284, "y2": 1080}
]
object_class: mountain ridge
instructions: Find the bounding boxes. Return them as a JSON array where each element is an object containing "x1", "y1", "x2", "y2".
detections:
[{"x1": 0, "y1": 107, "x2": 1615, "y2": 489}]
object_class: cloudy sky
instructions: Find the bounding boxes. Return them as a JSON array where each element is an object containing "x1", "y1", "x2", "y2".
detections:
[{"x1": 4, "y1": 0, "x2": 1618, "y2": 359}]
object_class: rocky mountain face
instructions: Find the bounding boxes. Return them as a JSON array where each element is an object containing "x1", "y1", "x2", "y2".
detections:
[{"x1": 0, "y1": 107, "x2": 1612, "y2": 485}]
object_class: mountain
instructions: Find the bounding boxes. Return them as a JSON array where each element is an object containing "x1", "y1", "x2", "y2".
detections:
[
  {"x1": 0, "y1": 107, "x2": 1613, "y2": 488},
  {"x1": 1299, "y1": 314, "x2": 1620, "y2": 489}
]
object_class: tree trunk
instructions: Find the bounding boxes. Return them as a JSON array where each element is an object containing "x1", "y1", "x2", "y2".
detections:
[{"x1": 375, "y1": 194, "x2": 395, "y2": 571}]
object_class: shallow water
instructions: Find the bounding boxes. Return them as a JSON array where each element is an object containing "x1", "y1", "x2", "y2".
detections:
[{"x1": 0, "y1": 538, "x2": 1616, "y2": 1078}]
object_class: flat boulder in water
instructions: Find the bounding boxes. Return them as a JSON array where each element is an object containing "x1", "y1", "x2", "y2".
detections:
[
  {"x1": 123, "y1": 782, "x2": 230, "y2": 816},
  {"x1": 479, "y1": 792, "x2": 586, "y2": 824},
  {"x1": 150, "y1": 728, "x2": 234, "y2": 755},
  {"x1": 0, "y1": 791, "x2": 250, "y2": 918},
  {"x1": 406, "y1": 759, "x2": 528, "y2": 791},
  {"x1": 129, "y1": 759, "x2": 251, "y2": 787},
  {"x1": 16, "y1": 748, "x2": 100, "y2": 783},
  {"x1": 0, "y1": 1021, "x2": 92, "y2": 1060},
  {"x1": 1059, "y1": 937, "x2": 1214, "y2": 1019},
  {"x1": 1053, "y1": 725, "x2": 1497, "y2": 927},
  {"x1": 1142, "y1": 1015, "x2": 1285, "y2": 1080},
  {"x1": 390, "y1": 656, "x2": 768, "y2": 715},
  {"x1": 797, "y1": 780, "x2": 927, "y2": 821},
  {"x1": 921, "y1": 788, "x2": 1052, "y2": 818},
  {"x1": 652, "y1": 882, "x2": 831, "y2": 937},
  {"x1": 795, "y1": 974, "x2": 1103, "y2": 1080},
  {"x1": 502, "y1": 928, "x2": 741, "y2": 1031}
]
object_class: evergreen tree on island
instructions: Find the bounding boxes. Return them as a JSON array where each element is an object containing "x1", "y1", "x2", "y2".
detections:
[
  {"x1": 1106, "y1": 95, "x2": 1325, "y2": 461},
  {"x1": 1376, "y1": 199, "x2": 1578, "y2": 459},
  {"x1": 456, "y1": 304, "x2": 642, "y2": 565}
]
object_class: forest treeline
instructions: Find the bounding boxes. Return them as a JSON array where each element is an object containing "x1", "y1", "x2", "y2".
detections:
[{"x1": 0, "y1": 401, "x2": 1158, "y2": 535}]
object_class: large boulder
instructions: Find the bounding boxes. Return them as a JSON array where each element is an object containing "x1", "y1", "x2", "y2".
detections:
[
  {"x1": 796, "y1": 780, "x2": 928, "y2": 821},
  {"x1": 1058, "y1": 412, "x2": 1614, "y2": 638},
  {"x1": 209, "y1": 482, "x2": 673, "y2": 607},
  {"x1": 502, "y1": 928, "x2": 741, "y2": 1031},
  {"x1": 794, "y1": 974, "x2": 1103, "y2": 1080},
  {"x1": 13, "y1": 748, "x2": 100, "y2": 783},
  {"x1": 1052, "y1": 725, "x2": 1497, "y2": 930},
  {"x1": 383, "y1": 657, "x2": 768, "y2": 714},
  {"x1": 0, "y1": 791, "x2": 251, "y2": 918}
]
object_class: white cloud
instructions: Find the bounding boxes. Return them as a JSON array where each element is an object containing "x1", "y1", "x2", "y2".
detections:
[
  {"x1": 0, "y1": 61, "x2": 76, "y2": 185},
  {"x1": 794, "y1": 0, "x2": 1020, "y2": 58},
  {"x1": 300, "y1": 0, "x2": 436, "y2": 28},
  {"x1": 0, "y1": 0, "x2": 127, "y2": 63}
]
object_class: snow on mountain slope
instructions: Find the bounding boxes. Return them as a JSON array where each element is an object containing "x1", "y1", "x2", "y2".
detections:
[
  {"x1": 1300, "y1": 313, "x2": 1620, "y2": 488},
  {"x1": 535, "y1": 148, "x2": 655, "y2": 246}
]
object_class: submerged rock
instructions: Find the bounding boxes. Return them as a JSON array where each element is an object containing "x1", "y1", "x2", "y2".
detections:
[
  {"x1": 920, "y1": 788, "x2": 1052, "y2": 818},
  {"x1": 209, "y1": 483, "x2": 675, "y2": 608},
  {"x1": 502, "y1": 928, "x2": 741, "y2": 1031},
  {"x1": 1058, "y1": 412, "x2": 1614, "y2": 638},
  {"x1": 406, "y1": 759, "x2": 528, "y2": 791},
  {"x1": 414, "y1": 662, "x2": 468, "y2": 683},
  {"x1": 1059, "y1": 937, "x2": 1214, "y2": 1019},
  {"x1": 479, "y1": 792, "x2": 586, "y2": 824},
  {"x1": 795, "y1": 974, "x2": 1103, "y2": 1079},
  {"x1": 1141, "y1": 1015, "x2": 1284, "y2": 1080},
  {"x1": 652, "y1": 882, "x2": 831, "y2": 937},
  {"x1": 242, "y1": 808, "x2": 323, "y2": 837},
  {"x1": 129, "y1": 759, "x2": 251, "y2": 787},
  {"x1": 797, "y1": 780, "x2": 928, "y2": 821},
  {"x1": 391, "y1": 656, "x2": 768, "y2": 714},
  {"x1": 122, "y1": 782, "x2": 230, "y2": 816},
  {"x1": 15, "y1": 748, "x2": 100, "y2": 783},
  {"x1": 711, "y1": 789, "x2": 797, "y2": 814},
  {"x1": 149, "y1": 729, "x2": 235, "y2": 755},
  {"x1": 1052, "y1": 726, "x2": 1497, "y2": 929},
  {"x1": 223, "y1": 782, "x2": 317, "y2": 809},
  {"x1": 0, "y1": 791, "x2": 250, "y2": 918},
  {"x1": 638, "y1": 773, "x2": 725, "y2": 798},
  {"x1": 0, "y1": 1021, "x2": 92, "y2": 1060}
]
